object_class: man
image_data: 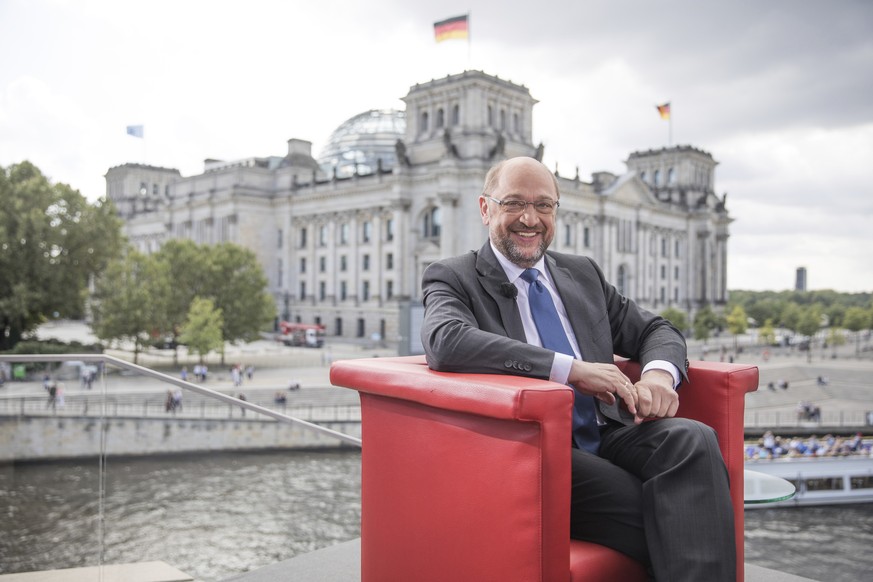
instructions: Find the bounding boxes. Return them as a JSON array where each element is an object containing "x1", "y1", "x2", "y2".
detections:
[{"x1": 420, "y1": 156, "x2": 735, "y2": 581}]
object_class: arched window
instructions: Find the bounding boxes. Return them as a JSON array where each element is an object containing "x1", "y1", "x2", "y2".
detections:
[
  {"x1": 668, "y1": 167, "x2": 676, "y2": 184},
  {"x1": 436, "y1": 108, "x2": 445, "y2": 128},
  {"x1": 423, "y1": 207, "x2": 441, "y2": 238},
  {"x1": 654, "y1": 169, "x2": 661, "y2": 186},
  {"x1": 500, "y1": 109, "x2": 506, "y2": 130},
  {"x1": 451, "y1": 104, "x2": 460, "y2": 126},
  {"x1": 487, "y1": 105, "x2": 494, "y2": 126},
  {"x1": 420, "y1": 111, "x2": 429, "y2": 133},
  {"x1": 513, "y1": 113, "x2": 519, "y2": 133}
]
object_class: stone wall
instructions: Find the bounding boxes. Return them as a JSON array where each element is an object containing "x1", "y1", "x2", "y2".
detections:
[{"x1": 0, "y1": 415, "x2": 361, "y2": 462}]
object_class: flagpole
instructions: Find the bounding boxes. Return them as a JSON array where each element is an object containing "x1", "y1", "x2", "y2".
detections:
[{"x1": 467, "y1": 11, "x2": 472, "y2": 68}]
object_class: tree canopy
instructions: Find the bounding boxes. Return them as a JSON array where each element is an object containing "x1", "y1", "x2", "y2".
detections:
[{"x1": 0, "y1": 161, "x2": 123, "y2": 350}]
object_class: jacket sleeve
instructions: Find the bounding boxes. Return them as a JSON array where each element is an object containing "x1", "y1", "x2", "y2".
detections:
[{"x1": 420, "y1": 259, "x2": 555, "y2": 379}]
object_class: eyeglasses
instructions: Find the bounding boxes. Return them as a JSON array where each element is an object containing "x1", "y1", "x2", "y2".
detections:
[{"x1": 486, "y1": 196, "x2": 559, "y2": 215}]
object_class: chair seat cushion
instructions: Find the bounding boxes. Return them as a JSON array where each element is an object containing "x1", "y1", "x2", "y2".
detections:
[{"x1": 569, "y1": 540, "x2": 649, "y2": 582}]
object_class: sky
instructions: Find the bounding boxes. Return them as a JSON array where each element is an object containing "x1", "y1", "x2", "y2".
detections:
[{"x1": 1, "y1": 0, "x2": 872, "y2": 293}]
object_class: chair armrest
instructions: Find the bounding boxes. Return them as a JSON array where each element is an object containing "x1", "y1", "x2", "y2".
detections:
[{"x1": 331, "y1": 355, "x2": 574, "y2": 582}]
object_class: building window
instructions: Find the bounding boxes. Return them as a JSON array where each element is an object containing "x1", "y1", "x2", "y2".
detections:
[
  {"x1": 661, "y1": 237, "x2": 667, "y2": 258},
  {"x1": 674, "y1": 266, "x2": 680, "y2": 280},
  {"x1": 152, "y1": 183, "x2": 159, "y2": 195},
  {"x1": 420, "y1": 111, "x2": 429, "y2": 133},
  {"x1": 660, "y1": 265, "x2": 666, "y2": 279},
  {"x1": 299, "y1": 258, "x2": 306, "y2": 273},
  {"x1": 357, "y1": 318, "x2": 365, "y2": 338},
  {"x1": 513, "y1": 112, "x2": 519, "y2": 133},
  {"x1": 423, "y1": 207, "x2": 441, "y2": 238},
  {"x1": 340, "y1": 281, "x2": 347, "y2": 301},
  {"x1": 335, "y1": 317, "x2": 343, "y2": 336},
  {"x1": 654, "y1": 169, "x2": 661, "y2": 186},
  {"x1": 363, "y1": 281, "x2": 370, "y2": 302},
  {"x1": 386, "y1": 218, "x2": 394, "y2": 241},
  {"x1": 488, "y1": 105, "x2": 493, "y2": 126},
  {"x1": 386, "y1": 252, "x2": 394, "y2": 270},
  {"x1": 436, "y1": 108, "x2": 445, "y2": 128},
  {"x1": 564, "y1": 224, "x2": 572, "y2": 246},
  {"x1": 319, "y1": 281, "x2": 326, "y2": 301},
  {"x1": 299, "y1": 227, "x2": 307, "y2": 248},
  {"x1": 452, "y1": 104, "x2": 460, "y2": 126},
  {"x1": 319, "y1": 256, "x2": 326, "y2": 272},
  {"x1": 668, "y1": 167, "x2": 676, "y2": 184},
  {"x1": 362, "y1": 221, "x2": 371, "y2": 243},
  {"x1": 583, "y1": 227, "x2": 591, "y2": 248},
  {"x1": 319, "y1": 225, "x2": 327, "y2": 247},
  {"x1": 674, "y1": 287, "x2": 679, "y2": 302},
  {"x1": 386, "y1": 280, "x2": 394, "y2": 299},
  {"x1": 674, "y1": 239, "x2": 680, "y2": 258},
  {"x1": 617, "y1": 265, "x2": 627, "y2": 296},
  {"x1": 340, "y1": 255, "x2": 347, "y2": 272},
  {"x1": 340, "y1": 223, "x2": 349, "y2": 245},
  {"x1": 300, "y1": 281, "x2": 306, "y2": 300},
  {"x1": 362, "y1": 254, "x2": 370, "y2": 271},
  {"x1": 500, "y1": 109, "x2": 506, "y2": 130},
  {"x1": 640, "y1": 171, "x2": 646, "y2": 183},
  {"x1": 277, "y1": 259, "x2": 283, "y2": 288},
  {"x1": 277, "y1": 229, "x2": 283, "y2": 248},
  {"x1": 660, "y1": 286, "x2": 666, "y2": 303}
]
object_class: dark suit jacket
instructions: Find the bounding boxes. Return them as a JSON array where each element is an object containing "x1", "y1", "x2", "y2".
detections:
[{"x1": 421, "y1": 242, "x2": 688, "y2": 384}]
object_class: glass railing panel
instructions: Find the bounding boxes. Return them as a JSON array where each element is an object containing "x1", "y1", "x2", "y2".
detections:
[{"x1": 0, "y1": 354, "x2": 362, "y2": 581}]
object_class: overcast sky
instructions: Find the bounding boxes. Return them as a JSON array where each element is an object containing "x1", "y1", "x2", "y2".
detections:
[{"x1": 2, "y1": 0, "x2": 871, "y2": 292}]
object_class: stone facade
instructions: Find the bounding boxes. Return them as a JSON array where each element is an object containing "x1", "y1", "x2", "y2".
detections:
[{"x1": 106, "y1": 70, "x2": 731, "y2": 344}]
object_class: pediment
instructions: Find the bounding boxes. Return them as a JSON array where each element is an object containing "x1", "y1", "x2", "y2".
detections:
[{"x1": 600, "y1": 172, "x2": 659, "y2": 206}]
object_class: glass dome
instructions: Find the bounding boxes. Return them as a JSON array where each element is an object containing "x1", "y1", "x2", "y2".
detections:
[{"x1": 317, "y1": 109, "x2": 406, "y2": 178}]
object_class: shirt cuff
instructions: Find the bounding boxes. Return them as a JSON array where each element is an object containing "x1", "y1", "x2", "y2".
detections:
[
  {"x1": 550, "y1": 352, "x2": 574, "y2": 384},
  {"x1": 642, "y1": 360, "x2": 681, "y2": 388}
]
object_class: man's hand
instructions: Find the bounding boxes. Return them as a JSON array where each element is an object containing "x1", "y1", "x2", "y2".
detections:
[
  {"x1": 631, "y1": 369, "x2": 679, "y2": 424},
  {"x1": 567, "y1": 361, "x2": 638, "y2": 417},
  {"x1": 567, "y1": 362, "x2": 679, "y2": 425}
]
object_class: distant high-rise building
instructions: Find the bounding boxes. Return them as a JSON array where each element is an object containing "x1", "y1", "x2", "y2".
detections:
[
  {"x1": 106, "y1": 70, "x2": 733, "y2": 343},
  {"x1": 796, "y1": 267, "x2": 808, "y2": 291}
]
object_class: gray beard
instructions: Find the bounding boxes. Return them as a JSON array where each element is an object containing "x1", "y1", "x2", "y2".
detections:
[{"x1": 495, "y1": 234, "x2": 547, "y2": 269}]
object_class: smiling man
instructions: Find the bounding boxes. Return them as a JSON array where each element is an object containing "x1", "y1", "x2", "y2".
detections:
[{"x1": 420, "y1": 156, "x2": 736, "y2": 581}]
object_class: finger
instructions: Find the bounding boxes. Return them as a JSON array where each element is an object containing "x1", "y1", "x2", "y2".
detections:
[{"x1": 618, "y1": 381, "x2": 637, "y2": 416}]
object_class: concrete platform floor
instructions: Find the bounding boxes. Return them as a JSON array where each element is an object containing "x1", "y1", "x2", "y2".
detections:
[{"x1": 223, "y1": 538, "x2": 821, "y2": 582}]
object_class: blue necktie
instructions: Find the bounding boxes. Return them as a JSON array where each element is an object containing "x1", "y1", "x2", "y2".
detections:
[{"x1": 520, "y1": 268, "x2": 600, "y2": 453}]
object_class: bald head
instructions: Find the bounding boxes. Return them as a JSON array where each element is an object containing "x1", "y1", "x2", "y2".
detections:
[{"x1": 482, "y1": 157, "x2": 560, "y2": 199}]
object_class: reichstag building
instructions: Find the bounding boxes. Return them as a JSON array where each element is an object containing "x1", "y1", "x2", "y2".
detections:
[{"x1": 105, "y1": 70, "x2": 730, "y2": 348}]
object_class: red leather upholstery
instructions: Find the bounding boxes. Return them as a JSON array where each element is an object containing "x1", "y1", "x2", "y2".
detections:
[{"x1": 331, "y1": 355, "x2": 758, "y2": 582}]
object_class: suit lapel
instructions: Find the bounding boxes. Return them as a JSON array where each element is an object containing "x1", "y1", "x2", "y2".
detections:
[
  {"x1": 476, "y1": 244, "x2": 527, "y2": 343},
  {"x1": 545, "y1": 254, "x2": 599, "y2": 359}
]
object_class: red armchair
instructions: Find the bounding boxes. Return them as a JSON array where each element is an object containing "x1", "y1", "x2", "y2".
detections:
[{"x1": 330, "y1": 355, "x2": 758, "y2": 582}]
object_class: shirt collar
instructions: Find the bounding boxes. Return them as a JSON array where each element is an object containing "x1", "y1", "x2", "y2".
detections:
[{"x1": 489, "y1": 241, "x2": 547, "y2": 283}]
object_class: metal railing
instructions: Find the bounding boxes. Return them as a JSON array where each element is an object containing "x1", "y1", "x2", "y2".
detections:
[{"x1": 0, "y1": 353, "x2": 362, "y2": 447}]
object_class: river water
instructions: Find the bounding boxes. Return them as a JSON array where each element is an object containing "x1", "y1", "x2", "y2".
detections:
[{"x1": 1, "y1": 451, "x2": 872, "y2": 581}]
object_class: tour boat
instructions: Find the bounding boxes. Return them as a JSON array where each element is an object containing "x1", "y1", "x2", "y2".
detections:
[{"x1": 744, "y1": 455, "x2": 873, "y2": 508}]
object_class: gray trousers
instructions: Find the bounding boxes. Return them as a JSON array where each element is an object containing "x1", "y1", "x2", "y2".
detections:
[{"x1": 569, "y1": 417, "x2": 736, "y2": 582}]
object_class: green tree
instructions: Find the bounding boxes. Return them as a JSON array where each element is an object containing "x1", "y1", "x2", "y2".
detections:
[
  {"x1": 0, "y1": 161, "x2": 123, "y2": 350},
  {"x1": 843, "y1": 306, "x2": 872, "y2": 355},
  {"x1": 90, "y1": 250, "x2": 158, "y2": 363},
  {"x1": 179, "y1": 297, "x2": 224, "y2": 363},
  {"x1": 725, "y1": 305, "x2": 748, "y2": 351},
  {"x1": 659, "y1": 307, "x2": 688, "y2": 335},
  {"x1": 693, "y1": 306, "x2": 719, "y2": 342},
  {"x1": 779, "y1": 303, "x2": 802, "y2": 333},
  {"x1": 758, "y1": 319, "x2": 776, "y2": 346}
]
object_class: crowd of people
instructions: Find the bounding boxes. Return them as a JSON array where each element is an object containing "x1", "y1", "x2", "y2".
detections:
[{"x1": 745, "y1": 430, "x2": 871, "y2": 460}]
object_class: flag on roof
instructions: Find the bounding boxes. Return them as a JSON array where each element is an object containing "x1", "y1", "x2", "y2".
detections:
[
  {"x1": 126, "y1": 125, "x2": 144, "y2": 138},
  {"x1": 434, "y1": 14, "x2": 469, "y2": 42},
  {"x1": 656, "y1": 103, "x2": 670, "y2": 121}
]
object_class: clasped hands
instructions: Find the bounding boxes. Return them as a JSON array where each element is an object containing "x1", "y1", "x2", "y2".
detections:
[{"x1": 567, "y1": 361, "x2": 678, "y2": 425}]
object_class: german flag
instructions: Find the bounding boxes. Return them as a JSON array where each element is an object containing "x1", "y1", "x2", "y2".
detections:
[
  {"x1": 656, "y1": 102, "x2": 671, "y2": 120},
  {"x1": 434, "y1": 14, "x2": 469, "y2": 42}
]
